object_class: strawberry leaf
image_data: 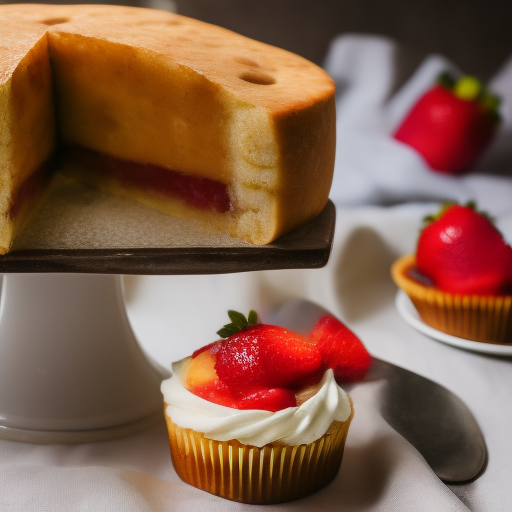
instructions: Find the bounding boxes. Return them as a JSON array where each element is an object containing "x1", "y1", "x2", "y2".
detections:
[
  {"x1": 454, "y1": 76, "x2": 481, "y2": 102},
  {"x1": 217, "y1": 310, "x2": 260, "y2": 338},
  {"x1": 437, "y1": 71, "x2": 456, "y2": 90},
  {"x1": 228, "y1": 310, "x2": 248, "y2": 330},
  {"x1": 422, "y1": 202, "x2": 456, "y2": 226},
  {"x1": 217, "y1": 323, "x2": 241, "y2": 338},
  {"x1": 248, "y1": 310, "x2": 258, "y2": 326},
  {"x1": 423, "y1": 201, "x2": 494, "y2": 229}
]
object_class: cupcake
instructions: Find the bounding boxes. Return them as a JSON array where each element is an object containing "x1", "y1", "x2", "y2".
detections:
[
  {"x1": 392, "y1": 203, "x2": 512, "y2": 343},
  {"x1": 161, "y1": 310, "x2": 371, "y2": 504}
]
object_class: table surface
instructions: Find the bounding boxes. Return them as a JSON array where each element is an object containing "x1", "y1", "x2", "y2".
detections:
[
  {"x1": 3, "y1": 31, "x2": 512, "y2": 512},
  {"x1": 2, "y1": 203, "x2": 512, "y2": 512}
]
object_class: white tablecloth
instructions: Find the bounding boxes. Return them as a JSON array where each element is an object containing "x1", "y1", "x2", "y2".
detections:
[{"x1": 2, "y1": 35, "x2": 512, "y2": 511}]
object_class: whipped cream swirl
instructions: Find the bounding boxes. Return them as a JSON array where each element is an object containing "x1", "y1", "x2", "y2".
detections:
[{"x1": 161, "y1": 359, "x2": 352, "y2": 447}]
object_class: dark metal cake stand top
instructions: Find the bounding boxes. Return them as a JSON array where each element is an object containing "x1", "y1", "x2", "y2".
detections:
[{"x1": 0, "y1": 179, "x2": 335, "y2": 275}]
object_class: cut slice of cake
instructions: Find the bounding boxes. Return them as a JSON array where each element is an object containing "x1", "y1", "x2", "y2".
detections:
[{"x1": 0, "y1": 4, "x2": 336, "y2": 253}]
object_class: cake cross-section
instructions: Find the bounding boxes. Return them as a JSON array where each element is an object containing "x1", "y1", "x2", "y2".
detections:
[{"x1": 0, "y1": 4, "x2": 336, "y2": 253}]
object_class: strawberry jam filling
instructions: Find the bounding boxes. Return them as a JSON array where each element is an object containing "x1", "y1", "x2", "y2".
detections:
[
  {"x1": 183, "y1": 310, "x2": 372, "y2": 412},
  {"x1": 62, "y1": 145, "x2": 231, "y2": 213},
  {"x1": 8, "y1": 156, "x2": 55, "y2": 221}
]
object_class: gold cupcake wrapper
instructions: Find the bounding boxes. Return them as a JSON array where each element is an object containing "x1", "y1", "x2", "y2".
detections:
[
  {"x1": 392, "y1": 255, "x2": 512, "y2": 343},
  {"x1": 164, "y1": 406, "x2": 353, "y2": 504}
]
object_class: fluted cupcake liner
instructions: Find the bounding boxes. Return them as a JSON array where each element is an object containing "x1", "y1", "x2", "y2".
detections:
[
  {"x1": 164, "y1": 409, "x2": 353, "y2": 504},
  {"x1": 392, "y1": 255, "x2": 512, "y2": 343}
]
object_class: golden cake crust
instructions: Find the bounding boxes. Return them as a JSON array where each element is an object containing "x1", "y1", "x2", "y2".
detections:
[{"x1": 0, "y1": 4, "x2": 333, "y2": 112}]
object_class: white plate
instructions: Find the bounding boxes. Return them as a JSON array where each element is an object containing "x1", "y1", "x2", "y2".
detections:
[{"x1": 395, "y1": 290, "x2": 512, "y2": 355}]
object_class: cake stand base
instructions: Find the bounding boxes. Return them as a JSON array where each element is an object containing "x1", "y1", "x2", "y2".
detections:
[{"x1": 0, "y1": 273, "x2": 169, "y2": 444}]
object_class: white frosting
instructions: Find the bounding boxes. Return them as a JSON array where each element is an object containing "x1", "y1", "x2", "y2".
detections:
[{"x1": 161, "y1": 359, "x2": 352, "y2": 447}]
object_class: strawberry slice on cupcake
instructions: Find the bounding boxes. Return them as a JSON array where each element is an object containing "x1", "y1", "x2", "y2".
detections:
[
  {"x1": 182, "y1": 309, "x2": 372, "y2": 412},
  {"x1": 309, "y1": 314, "x2": 372, "y2": 382}
]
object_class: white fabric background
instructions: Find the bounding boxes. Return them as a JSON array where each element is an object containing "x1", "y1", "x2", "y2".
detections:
[{"x1": 2, "y1": 35, "x2": 512, "y2": 511}]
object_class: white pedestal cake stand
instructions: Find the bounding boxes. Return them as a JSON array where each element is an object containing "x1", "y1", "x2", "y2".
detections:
[
  {"x1": 0, "y1": 181, "x2": 335, "y2": 444},
  {"x1": 0, "y1": 273, "x2": 167, "y2": 443}
]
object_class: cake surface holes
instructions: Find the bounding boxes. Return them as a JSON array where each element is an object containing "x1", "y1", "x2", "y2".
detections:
[
  {"x1": 234, "y1": 57, "x2": 260, "y2": 68},
  {"x1": 39, "y1": 17, "x2": 69, "y2": 26},
  {"x1": 239, "y1": 72, "x2": 276, "y2": 86}
]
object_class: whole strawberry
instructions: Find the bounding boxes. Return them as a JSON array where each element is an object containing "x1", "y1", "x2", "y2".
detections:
[
  {"x1": 394, "y1": 73, "x2": 500, "y2": 174},
  {"x1": 416, "y1": 203, "x2": 512, "y2": 295}
]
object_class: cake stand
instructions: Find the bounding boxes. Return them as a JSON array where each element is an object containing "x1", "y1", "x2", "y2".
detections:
[{"x1": 0, "y1": 179, "x2": 335, "y2": 444}]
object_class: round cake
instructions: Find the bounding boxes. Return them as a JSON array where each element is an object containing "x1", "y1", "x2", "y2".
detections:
[{"x1": 0, "y1": 4, "x2": 336, "y2": 253}]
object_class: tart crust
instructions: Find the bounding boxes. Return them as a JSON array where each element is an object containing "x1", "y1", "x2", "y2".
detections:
[{"x1": 392, "y1": 255, "x2": 512, "y2": 343}]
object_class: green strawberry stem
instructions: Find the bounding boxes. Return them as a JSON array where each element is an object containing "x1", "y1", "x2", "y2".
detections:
[
  {"x1": 437, "y1": 72, "x2": 456, "y2": 90},
  {"x1": 423, "y1": 201, "x2": 493, "y2": 228},
  {"x1": 217, "y1": 309, "x2": 259, "y2": 338},
  {"x1": 454, "y1": 76, "x2": 481, "y2": 101},
  {"x1": 436, "y1": 72, "x2": 501, "y2": 122}
]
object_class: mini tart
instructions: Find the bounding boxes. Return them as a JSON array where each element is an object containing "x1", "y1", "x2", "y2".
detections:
[
  {"x1": 392, "y1": 255, "x2": 512, "y2": 343},
  {"x1": 163, "y1": 401, "x2": 353, "y2": 504}
]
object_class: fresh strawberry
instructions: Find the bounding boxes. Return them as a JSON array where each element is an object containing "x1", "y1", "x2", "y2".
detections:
[
  {"x1": 211, "y1": 325, "x2": 267, "y2": 392},
  {"x1": 191, "y1": 341, "x2": 218, "y2": 359},
  {"x1": 186, "y1": 309, "x2": 371, "y2": 413},
  {"x1": 188, "y1": 379, "x2": 238, "y2": 408},
  {"x1": 257, "y1": 326, "x2": 324, "y2": 389},
  {"x1": 309, "y1": 315, "x2": 372, "y2": 382},
  {"x1": 415, "y1": 203, "x2": 512, "y2": 295},
  {"x1": 190, "y1": 381, "x2": 296, "y2": 412},
  {"x1": 214, "y1": 323, "x2": 323, "y2": 391},
  {"x1": 236, "y1": 388, "x2": 297, "y2": 412},
  {"x1": 394, "y1": 73, "x2": 500, "y2": 174}
]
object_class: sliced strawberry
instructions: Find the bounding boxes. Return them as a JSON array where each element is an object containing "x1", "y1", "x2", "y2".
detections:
[
  {"x1": 191, "y1": 382, "x2": 296, "y2": 412},
  {"x1": 257, "y1": 326, "x2": 323, "y2": 389},
  {"x1": 191, "y1": 341, "x2": 219, "y2": 359},
  {"x1": 310, "y1": 315, "x2": 372, "y2": 382},
  {"x1": 214, "y1": 324, "x2": 323, "y2": 392},
  {"x1": 236, "y1": 388, "x2": 297, "y2": 412},
  {"x1": 188, "y1": 379, "x2": 238, "y2": 408},
  {"x1": 212, "y1": 327, "x2": 266, "y2": 393}
]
